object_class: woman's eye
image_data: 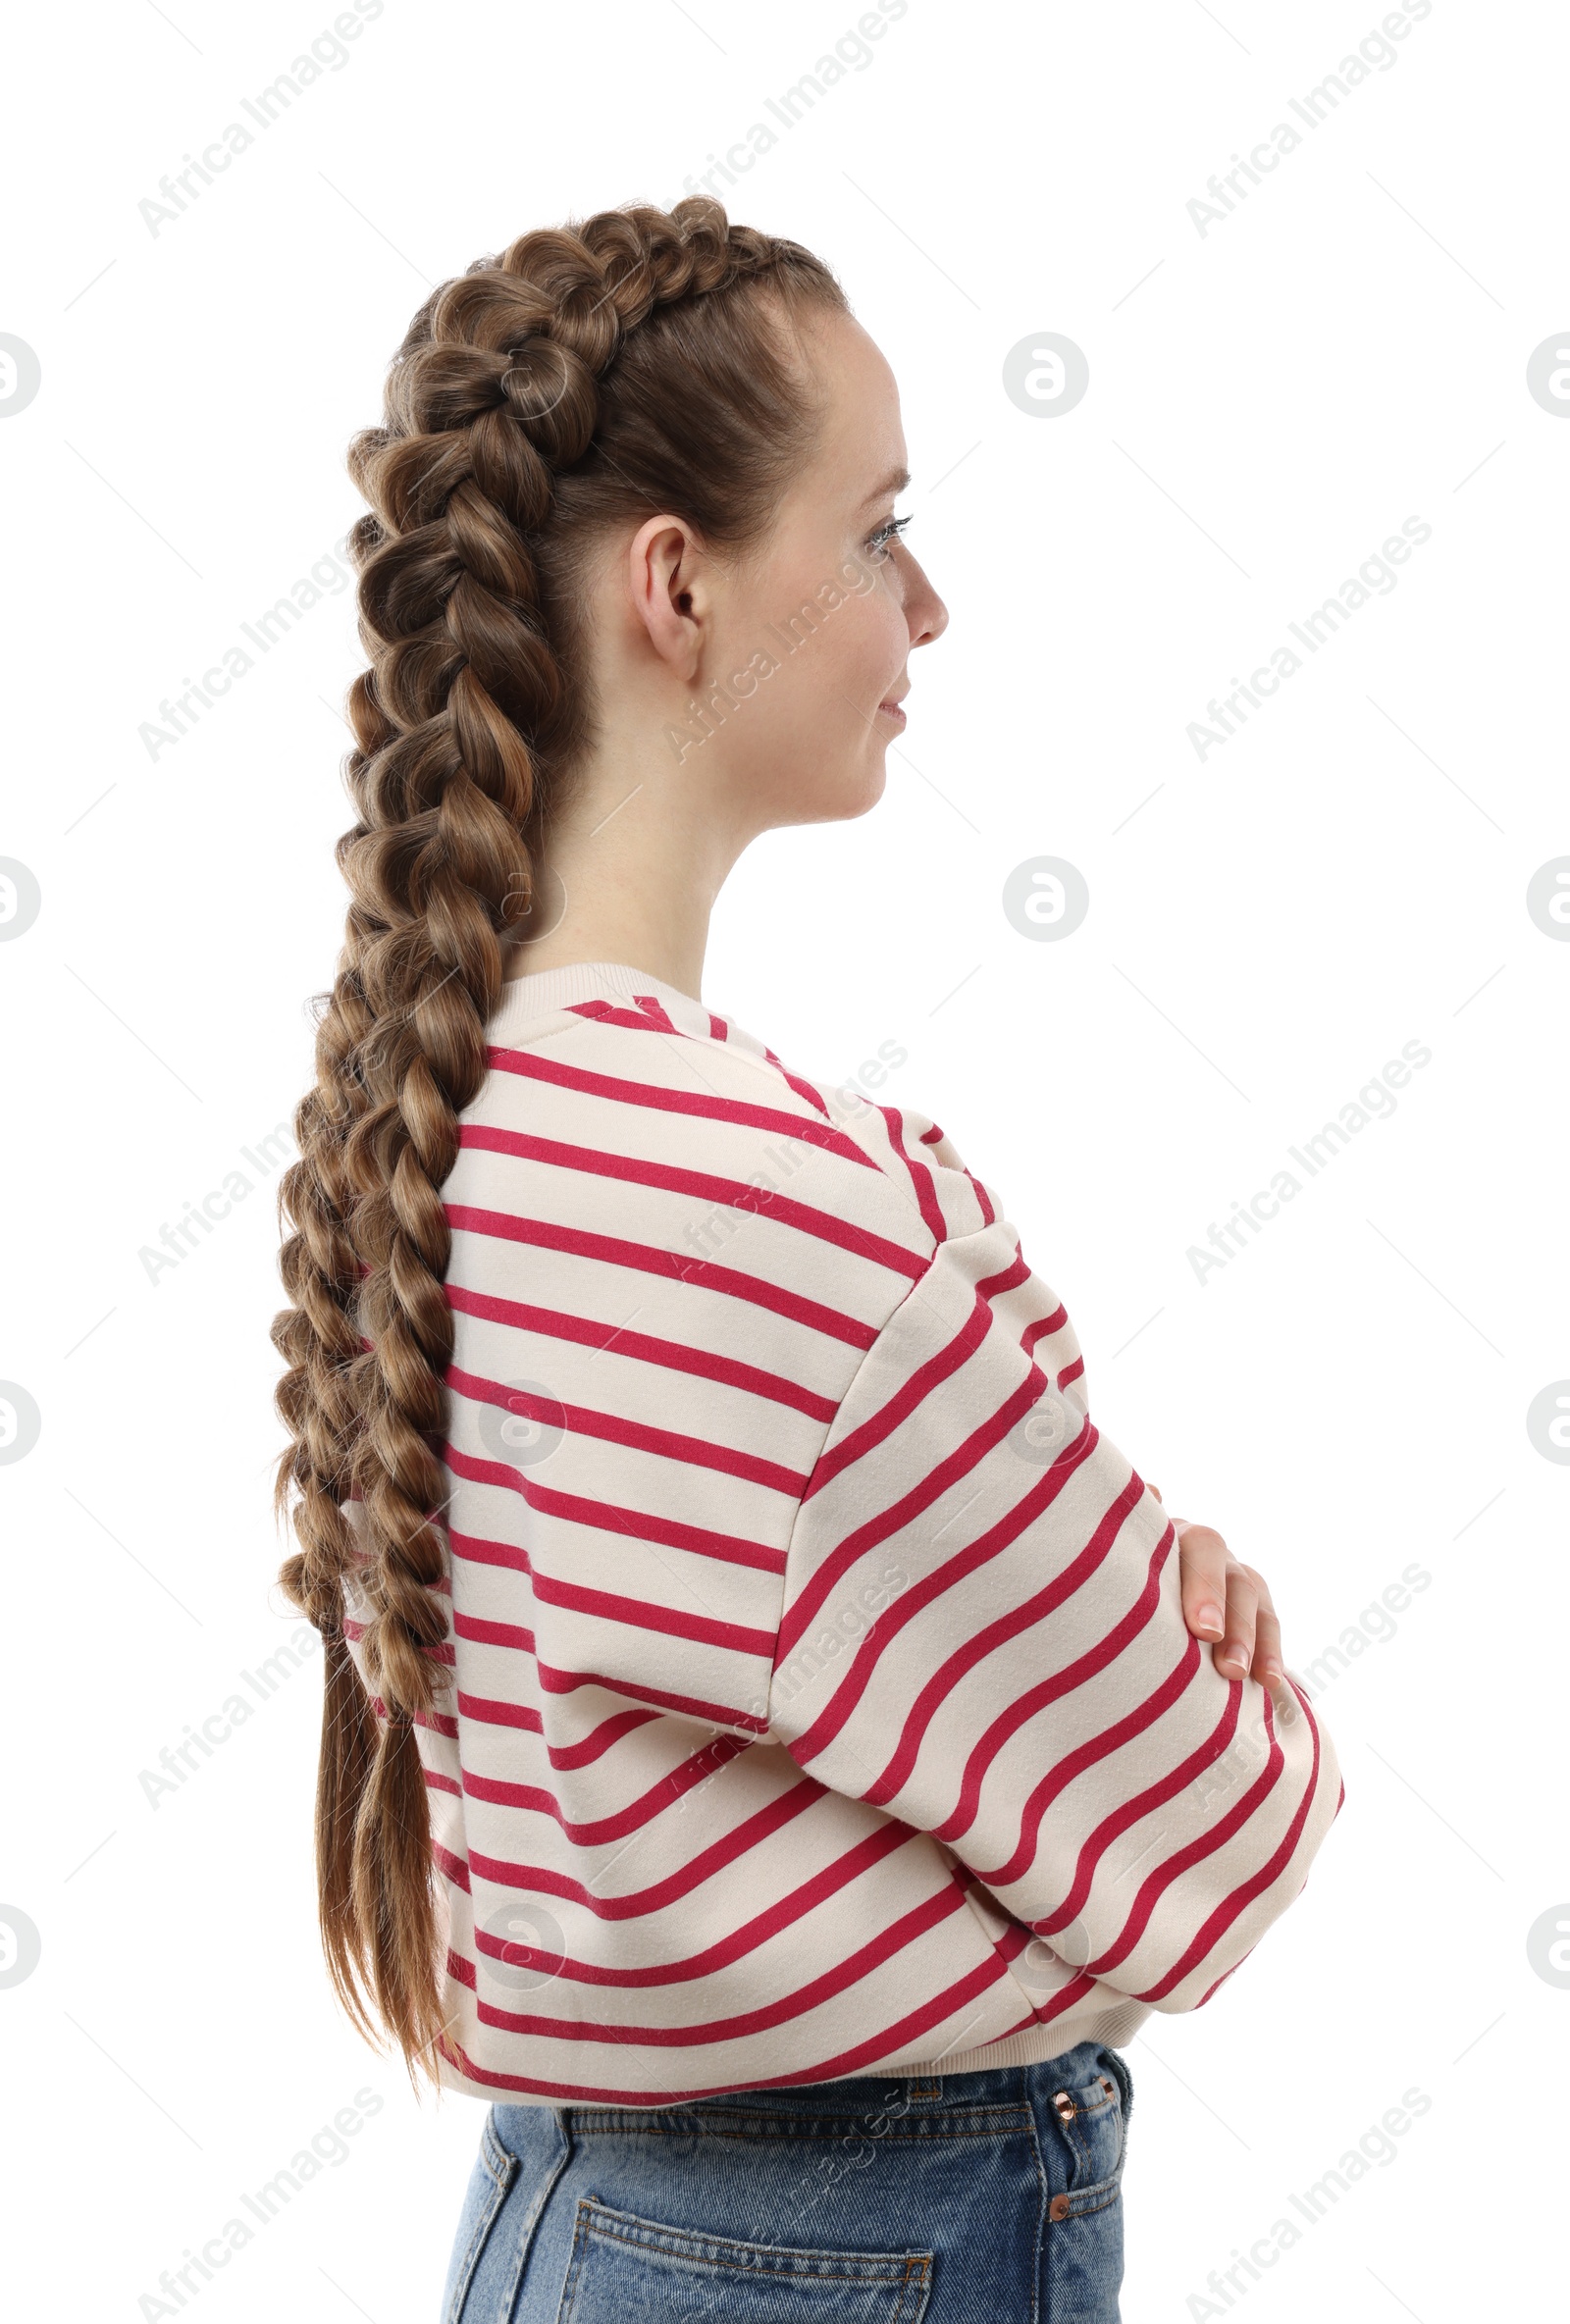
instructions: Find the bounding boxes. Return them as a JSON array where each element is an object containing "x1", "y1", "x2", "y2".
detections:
[{"x1": 866, "y1": 513, "x2": 913, "y2": 560}]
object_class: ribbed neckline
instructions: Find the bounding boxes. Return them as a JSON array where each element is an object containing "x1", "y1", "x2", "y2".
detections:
[{"x1": 494, "y1": 958, "x2": 709, "y2": 1028}]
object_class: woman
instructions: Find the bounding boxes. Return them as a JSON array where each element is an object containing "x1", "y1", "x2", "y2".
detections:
[{"x1": 272, "y1": 196, "x2": 1340, "y2": 2323}]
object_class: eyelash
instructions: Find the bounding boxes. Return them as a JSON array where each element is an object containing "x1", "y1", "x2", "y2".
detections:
[{"x1": 865, "y1": 512, "x2": 913, "y2": 560}]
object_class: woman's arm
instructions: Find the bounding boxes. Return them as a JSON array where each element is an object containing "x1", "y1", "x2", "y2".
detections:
[{"x1": 765, "y1": 1198, "x2": 1341, "y2": 2020}]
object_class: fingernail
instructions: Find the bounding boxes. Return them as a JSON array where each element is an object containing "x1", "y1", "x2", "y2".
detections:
[
  {"x1": 1218, "y1": 1645, "x2": 1247, "y2": 1677},
  {"x1": 1196, "y1": 1605, "x2": 1224, "y2": 1637}
]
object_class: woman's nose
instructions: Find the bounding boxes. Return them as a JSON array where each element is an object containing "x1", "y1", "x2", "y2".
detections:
[{"x1": 904, "y1": 551, "x2": 948, "y2": 647}]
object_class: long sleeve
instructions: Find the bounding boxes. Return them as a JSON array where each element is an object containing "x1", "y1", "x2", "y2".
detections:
[{"x1": 767, "y1": 1184, "x2": 1342, "y2": 2025}]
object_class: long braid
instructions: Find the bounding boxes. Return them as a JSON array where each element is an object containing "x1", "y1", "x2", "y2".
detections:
[{"x1": 271, "y1": 197, "x2": 848, "y2": 2084}]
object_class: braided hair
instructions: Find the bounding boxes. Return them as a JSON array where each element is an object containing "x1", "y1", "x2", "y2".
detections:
[{"x1": 270, "y1": 198, "x2": 848, "y2": 2088}]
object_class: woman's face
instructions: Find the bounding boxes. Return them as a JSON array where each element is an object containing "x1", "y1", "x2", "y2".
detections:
[{"x1": 663, "y1": 307, "x2": 949, "y2": 838}]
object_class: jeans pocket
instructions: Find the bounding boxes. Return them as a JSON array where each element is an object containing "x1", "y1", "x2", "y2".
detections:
[
  {"x1": 553, "y1": 2196, "x2": 933, "y2": 2324},
  {"x1": 443, "y1": 2112, "x2": 520, "y2": 2324},
  {"x1": 1044, "y1": 2168, "x2": 1125, "y2": 2323}
]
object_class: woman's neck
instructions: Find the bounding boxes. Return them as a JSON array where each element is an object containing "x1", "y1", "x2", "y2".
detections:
[
  {"x1": 500, "y1": 750, "x2": 747, "y2": 1005},
  {"x1": 501, "y1": 879, "x2": 709, "y2": 1004},
  {"x1": 499, "y1": 688, "x2": 771, "y2": 999}
]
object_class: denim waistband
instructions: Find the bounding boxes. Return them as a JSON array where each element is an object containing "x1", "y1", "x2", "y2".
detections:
[{"x1": 550, "y1": 2038, "x2": 1130, "y2": 2134}]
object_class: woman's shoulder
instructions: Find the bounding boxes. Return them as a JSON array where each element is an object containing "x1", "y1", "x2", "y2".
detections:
[
  {"x1": 446, "y1": 985, "x2": 1082, "y2": 1447},
  {"x1": 442, "y1": 990, "x2": 1014, "y2": 1357},
  {"x1": 469, "y1": 986, "x2": 1000, "y2": 1259}
]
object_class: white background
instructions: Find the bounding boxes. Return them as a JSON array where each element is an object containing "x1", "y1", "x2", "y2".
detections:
[{"x1": 2, "y1": 1, "x2": 1566, "y2": 2317}]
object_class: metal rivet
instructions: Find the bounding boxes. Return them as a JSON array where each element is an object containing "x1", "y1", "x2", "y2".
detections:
[
  {"x1": 1052, "y1": 2091, "x2": 1076, "y2": 2122},
  {"x1": 1049, "y1": 2193, "x2": 1073, "y2": 2221}
]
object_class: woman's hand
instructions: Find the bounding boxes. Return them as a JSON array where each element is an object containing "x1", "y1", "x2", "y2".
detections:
[{"x1": 1147, "y1": 1486, "x2": 1283, "y2": 1690}]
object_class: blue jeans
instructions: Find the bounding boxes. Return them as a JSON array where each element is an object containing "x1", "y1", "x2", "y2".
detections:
[{"x1": 440, "y1": 2041, "x2": 1133, "y2": 2322}]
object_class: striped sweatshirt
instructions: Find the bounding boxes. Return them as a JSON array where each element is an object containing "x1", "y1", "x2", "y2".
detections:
[{"x1": 340, "y1": 959, "x2": 1342, "y2": 2106}]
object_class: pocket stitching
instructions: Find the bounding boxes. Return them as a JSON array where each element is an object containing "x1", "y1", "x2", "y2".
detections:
[
  {"x1": 566, "y1": 2102, "x2": 1028, "y2": 2142},
  {"x1": 479, "y1": 2109, "x2": 515, "y2": 2187},
  {"x1": 444, "y1": 2129, "x2": 518, "y2": 2324},
  {"x1": 568, "y1": 2195, "x2": 933, "y2": 2284},
  {"x1": 493, "y1": 2113, "x2": 572, "y2": 2321},
  {"x1": 1051, "y1": 2172, "x2": 1125, "y2": 2224}
]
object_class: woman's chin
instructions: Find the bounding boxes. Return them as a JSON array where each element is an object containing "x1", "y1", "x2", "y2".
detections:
[
  {"x1": 768, "y1": 750, "x2": 889, "y2": 829},
  {"x1": 837, "y1": 751, "x2": 890, "y2": 820}
]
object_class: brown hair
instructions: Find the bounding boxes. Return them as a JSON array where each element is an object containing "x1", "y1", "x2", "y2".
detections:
[{"x1": 269, "y1": 197, "x2": 848, "y2": 2090}]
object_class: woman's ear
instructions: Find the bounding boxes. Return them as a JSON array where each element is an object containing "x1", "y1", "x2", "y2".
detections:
[{"x1": 625, "y1": 514, "x2": 709, "y2": 686}]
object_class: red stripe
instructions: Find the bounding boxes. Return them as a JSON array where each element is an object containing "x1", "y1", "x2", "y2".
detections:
[
  {"x1": 803, "y1": 1270, "x2": 1061, "y2": 1505},
  {"x1": 454, "y1": 1694, "x2": 659, "y2": 1768},
  {"x1": 965, "y1": 1634, "x2": 1206, "y2": 1887},
  {"x1": 976, "y1": 1249, "x2": 1030, "y2": 1300},
  {"x1": 564, "y1": 998, "x2": 678, "y2": 1034},
  {"x1": 447, "y1": 1361, "x2": 808, "y2": 1497},
  {"x1": 876, "y1": 1105, "x2": 949, "y2": 1245},
  {"x1": 1134, "y1": 1683, "x2": 1327, "y2": 2002},
  {"x1": 531, "y1": 1570, "x2": 774, "y2": 1659},
  {"x1": 468, "y1": 1776, "x2": 829, "y2": 1918},
  {"x1": 1078, "y1": 1706, "x2": 1291, "y2": 1981},
  {"x1": 964, "y1": 1172, "x2": 995, "y2": 1226},
  {"x1": 535, "y1": 1645, "x2": 767, "y2": 1738},
  {"x1": 792, "y1": 1432, "x2": 1119, "y2": 1768},
  {"x1": 456, "y1": 1690, "x2": 543, "y2": 1736},
  {"x1": 561, "y1": 997, "x2": 719, "y2": 1040},
  {"x1": 1020, "y1": 1307, "x2": 1069, "y2": 1358},
  {"x1": 460, "y1": 1735, "x2": 749, "y2": 1843},
  {"x1": 435, "y1": 1952, "x2": 1014, "y2": 2103},
  {"x1": 778, "y1": 1378, "x2": 1090, "y2": 1661},
  {"x1": 470, "y1": 1882, "x2": 969, "y2": 2046},
  {"x1": 1031, "y1": 1690, "x2": 1249, "y2": 1942},
  {"x1": 466, "y1": 1822, "x2": 916, "y2": 1991},
  {"x1": 854, "y1": 1489, "x2": 1166, "y2": 1807},
  {"x1": 446, "y1": 1278, "x2": 837, "y2": 1423},
  {"x1": 446, "y1": 1204, "x2": 877, "y2": 1352},
  {"x1": 981, "y1": 1928, "x2": 1097, "y2": 2030},
  {"x1": 445, "y1": 1443, "x2": 788, "y2": 1575},
  {"x1": 451, "y1": 1535, "x2": 775, "y2": 1663},
  {"x1": 803, "y1": 1289, "x2": 993, "y2": 1501},
  {"x1": 455, "y1": 1610, "x2": 534, "y2": 1653},
  {"x1": 771, "y1": 1063, "x2": 833, "y2": 1120},
  {"x1": 1030, "y1": 1969, "x2": 1098, "y2": 2025},
  {"x1": 486, "y1": 1041, "x2": 878, "y2": 1171},
  {"x1": 444, "y1": 1599, "x2": 769, "y2": 1733},
  {"x1": 458, "y1": 1122, "x2": 928, "y2": 1281},
  {"x1": 540, "y1": 1659, "x2": 769, "y2": 1732},
  {"x1": 446, "y1": 1524, "x2": 531, "y2": 1577}
]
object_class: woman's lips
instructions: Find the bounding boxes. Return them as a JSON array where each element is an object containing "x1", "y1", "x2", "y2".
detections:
[{"x1": 877, "y1": 697, "x2": 908, "y2": 729}]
